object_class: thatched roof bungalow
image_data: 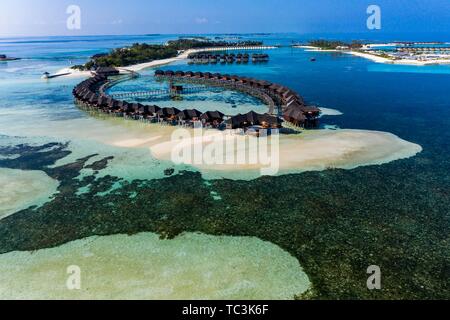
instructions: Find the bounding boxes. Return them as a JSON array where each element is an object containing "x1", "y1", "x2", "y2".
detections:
[
  {"x1": 148, "y1": 105, "x2": 161, "y2": 115},
  {"x1": 226, "y1": 111, "x2": 281, "y2": 129},
  {"x1": 301, "y1": 106, "x2": 321, "y2": 118},
  {"x1": 177, "y1": 109, "x2": 202, "y2": 120},
  {"x1": 94, "y1": 67, "x2": 119, "y2": 77},
  {"x1": 157, "y1": 107, "x2": 181, "y2": 119},
  {"x1": 283, "y1": 107, "x2": 306, "y2": 126},
  {"x1": 201, "y1": 111, "x2": 225, "y2": 122}
]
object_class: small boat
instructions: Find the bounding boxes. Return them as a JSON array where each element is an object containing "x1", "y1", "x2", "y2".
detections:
[
  {"x1": 0, "y1": 54, "x2": 20, "y2": 61},
  {"x1": 310, "y1": 57, "x2": 317, "y2": 62},
  {"x1": 41, "y1": 71, "x2": 71, "y2": 79}
]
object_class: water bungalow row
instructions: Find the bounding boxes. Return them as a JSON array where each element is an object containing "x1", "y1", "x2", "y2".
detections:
[
  {"x1": 72, "y1": 75, "x2": 282, "y2": 131},
  {"x1": 187, "y1": 53, "x2": 269, "y2": 64},
  {"x1": 396, "y1": 47, "x2": 450, "y2": 53},
  {"x1": 155, "y1": 70, "x2": 321, "y2": 128}
]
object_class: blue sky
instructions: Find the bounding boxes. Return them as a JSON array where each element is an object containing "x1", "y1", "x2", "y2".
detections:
[{"x1": 0, "y1": 0, "x2": 449, "y2": 37}]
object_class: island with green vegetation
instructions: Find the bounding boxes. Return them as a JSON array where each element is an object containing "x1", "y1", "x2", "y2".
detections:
[
  {"x1": 307, "y1": 40, "x2": 364, "y2": 50},
  {"x1": 72, "y1": 39, "x2": 264, "y2": 71}
]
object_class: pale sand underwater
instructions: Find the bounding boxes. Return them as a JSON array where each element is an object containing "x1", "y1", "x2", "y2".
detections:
[
  {"x1": 0, "y1": 168, "x2": 59, "y2": 220},
  {"x1": 0, "y1": 232, "x2": 310, "y2": 300},
  {"x1": 150, "y1": 128, "x2": 422, "y2": 180},
  {"x1": 319, "y1": 107, "x2": 343, "y2": 116}
]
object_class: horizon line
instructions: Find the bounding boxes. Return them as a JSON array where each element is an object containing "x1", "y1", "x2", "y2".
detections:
[{"x1": 1, "y1": 31, "x2": 449, "y2": 40}]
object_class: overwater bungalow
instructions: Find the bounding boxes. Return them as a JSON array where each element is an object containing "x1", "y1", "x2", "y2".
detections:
[
  {"x1": 135, "y1": 104, "x2": 148, "y2": 118},
  {"x1": 239, "y1": 77, "x2": 249, "y2": 84},
  {"x1": 175, "y1": 71, "x2": 185, "y2": 77},
  {"x1": 301, "y1": 105, "x2": 321, "y2": 118},
  {"x1": 148, "y1": 105, "x2": 161, "y2": 116},
  {"x1": 256, "y1": 80, "x2": 272, "y2": 89},
  {"x1": 268, "y1": 84, "x2": 282, "y2": 93},
  {"x1": 157, "y1": 107, "x2": 181, "y2": 121},
  {"x1": 227, "y1": 113, "x2": 249, "y2": 129},
  {"x1": 117, "y1": 100, "x2": 128, "y2": 112},
  {"x1": 230, "y1": 75, "x2": 240, "y2": 82},
  {"x1": 282, "y1": 91, "x2": 298, "y2": 105},
  {"x1": 106, "y1": 96, "x2": 114, "y2": 106},
  {"x1": 94, "y1": 67, "x2": 119, "y2": 77},
  {"x1": 82, "y1": 91, "x2": 93, "y2": 102},
  {"x1": 107, "y1": 99, "x2": 120, "y2": 112},
  {"x1": 128, "y1": 103, "x2": 142, "y2": 116},
  {"x1": 164, "y1": 70, "x2": 175, "y2": 77},
  {"x1": 177, "y1": 109, "x2": 202, "y2": 121},
  {"x1": 201, "y1": 111, "x2": 225, "y2": 128},
  {"x1": 97, "y1": 96, "x2": 108, "y2": 109},
  {"x1": 88, "y1": 94, "x2": 98, "y2": 106},
  {"x1": 226, "y1": 111, "x2": 282, "y2": 129},
  {"x1": 283, "y1": 107, "x2": 306, "y2": 127}
]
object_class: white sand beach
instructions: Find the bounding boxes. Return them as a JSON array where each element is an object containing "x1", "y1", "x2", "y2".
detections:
[{"x1": 0, "y1": 232, "x2": 310, "y2": 300}]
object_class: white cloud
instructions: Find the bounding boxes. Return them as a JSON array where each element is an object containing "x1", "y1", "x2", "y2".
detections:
[
  {"x1": 112, "y1": 19, "x2": 123, "y2": 25},
  {"x1": 195, "y1": 17, "x2": 209, "y2": 24}
]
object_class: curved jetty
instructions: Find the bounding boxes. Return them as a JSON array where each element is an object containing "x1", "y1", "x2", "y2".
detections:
[{"x1": 73, "y1": 69, "x2": 321, "y2": 130}]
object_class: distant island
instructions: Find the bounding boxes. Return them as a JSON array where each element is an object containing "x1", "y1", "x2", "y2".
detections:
[
  {"x1": 296, "y1": 40, "x2": 450, "y2": 66},
  {"x1": 72, "y1": 39, "x2": 264, "y2": 71},
  {"x1": 307, "y1": 40, "x2": 363, "y2": 50}
]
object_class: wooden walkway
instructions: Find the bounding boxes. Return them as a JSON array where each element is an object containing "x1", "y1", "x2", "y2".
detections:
[
  {"x1": 158, "y1": 76, "x2": 278, "y2": 115},
  {"x1": 110, "y1": 86, "x2": 213, "y2": 99},
  {"x1": 102, "y1": 74, "x2": 279, "y2": 115}
]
